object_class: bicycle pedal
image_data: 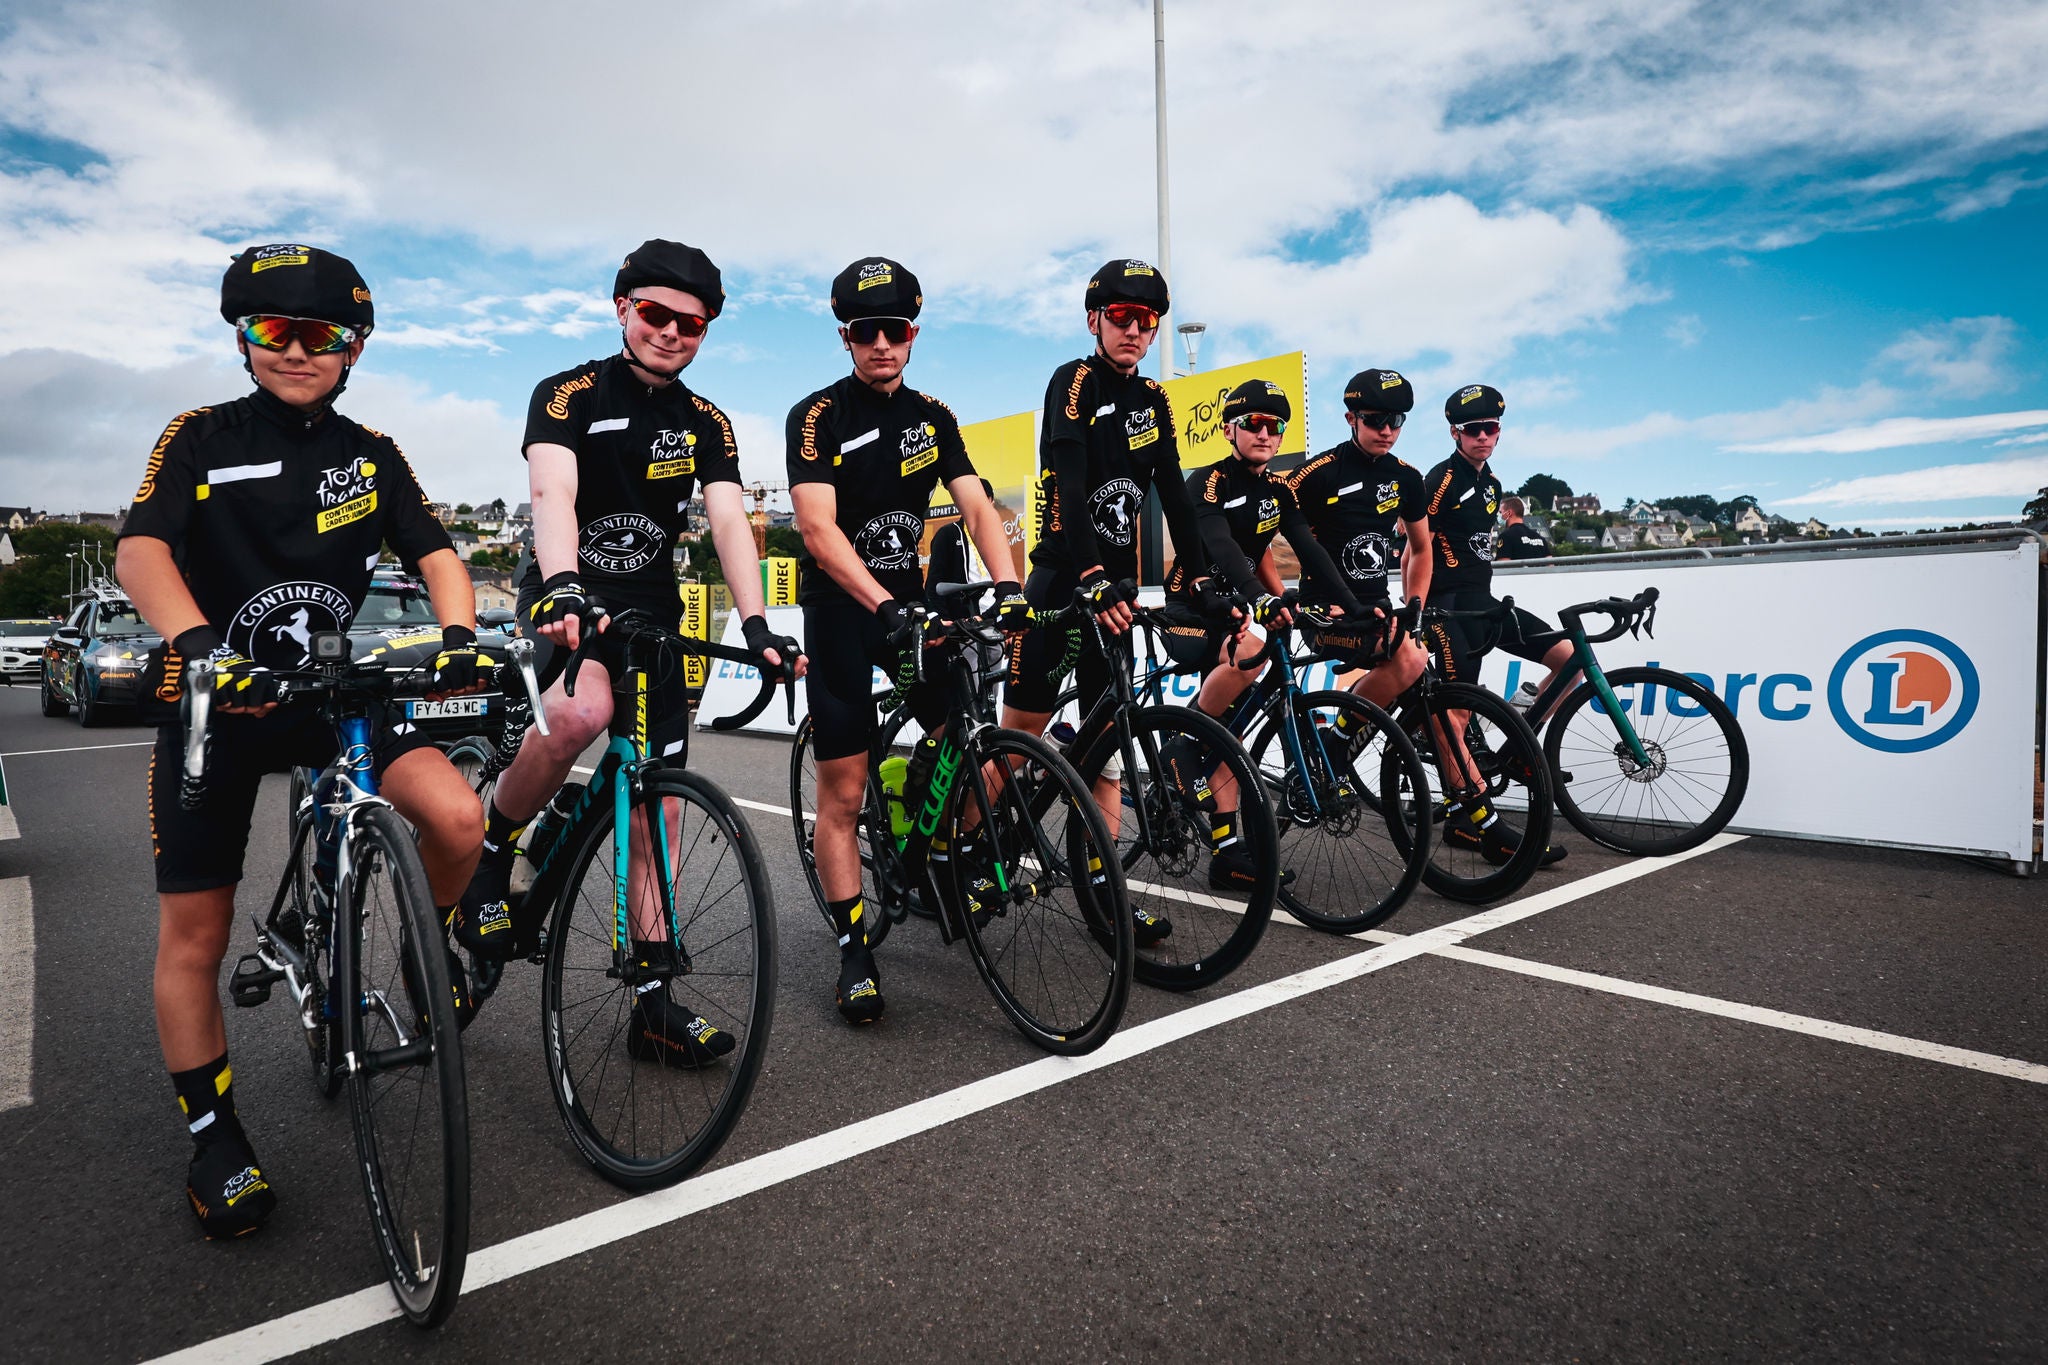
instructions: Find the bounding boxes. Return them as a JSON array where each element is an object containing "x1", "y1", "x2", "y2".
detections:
[
  {"x1": 1556, "y1": 769, "x2": 1573, "y2": 784},
  {"x1": 229, "y1": 954, "x2": 283, "y2": 1008}
]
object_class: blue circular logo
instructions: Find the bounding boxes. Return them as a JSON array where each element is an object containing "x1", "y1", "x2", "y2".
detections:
[{"x1": 1826, "y1": 629, "x2": 1979, "y2": 753}]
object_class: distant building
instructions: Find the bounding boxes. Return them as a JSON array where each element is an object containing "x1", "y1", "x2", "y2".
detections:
[
  {"x1": 1628, "y1": 503, "x2": 1661, "y2": 525},
  {"x1": 1553, "y1": 494, "x2": 1603, "y2": 516},
  {"x1": 1643, "y1": 524, "x2": 1685, "y2": 549},
  {"x1": 76, "y1": 509, "x2": 126, "y2": 532},
  {"x1": 1733, "y1": 507, "x2": 1769, "y2": 535},
  {"x1": 1568, "y1": 529, "x2": 1600, "y2": 547},
  {"x1": 1800, "y1": 517, "x2": 1829, "y2": 538},
  {"x1": 0, "y1": 506, "x2": 45, "y2": 531},
  {"x1": 1601, "y1": 524, "x2": 1640, "y2": 551}
]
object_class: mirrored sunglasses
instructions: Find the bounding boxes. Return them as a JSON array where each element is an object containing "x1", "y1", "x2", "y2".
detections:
[
  {"x1": 1353, "y1": 411, "x2": 1407, "y2": 431},
  {"x1": 845, "y1": 317, "x2": 914, "y2": 345},
  {"x1": 1099, "y1": 303, "x2": 1160, "y2": 332},
  {"x1": 1455, "y1": 420, "x2": 1502, "y2": 437},
  {"x1": 236, "y1": 315, "x2": 358, "y2": 354},
  {"x1": 1230, "y1": 414, "x2": 1287, "y2": 437},
  {"x1": 629, "y1": 298, "x2": 711, "y2": 337}
]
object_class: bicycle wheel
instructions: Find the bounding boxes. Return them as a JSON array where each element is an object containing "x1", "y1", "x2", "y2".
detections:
[
  {"x1": 949, "y1": 728, "x2": 1132, "y2": 1053},
  {"x1": 1398, "y1": 681, "x2": 1553, "y2": 905},
  {"x1": 1070, "y1": 706, "x2": 1277, "y2": 989},
  {"x1": 340, "y1": 804, "x2": 469, "y2": 1327},
  {"x1": 285, "y1": 770, "x2": 344, "y2": 1099},
  {"x1": 446, "y1": 735, "x2": 494, "y2": 799},
  {"x1": 1545, "y1": 666, "x2": 1749, "y2": 856},
  {"x1": 1246, "y1": 690, "x2": 1431, "y2": 934},
  {"x1": 542, "y1": 769, "x2": 776, "y2": 1190},
  {"x1": 790, "y1": 716, "x2": 907, "y2": 948}
]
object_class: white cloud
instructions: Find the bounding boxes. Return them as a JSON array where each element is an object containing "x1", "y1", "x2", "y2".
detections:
[
  {"x1": 1664, "y1": 314, "x2": 1704, "y2": 348},
  {"x1": 1511, "y1": 381, "x2": 1901, "y2": 461},
  {"x1": 1993, "y1": 430, "x2": 2048, "y2": 447},
  {"x1": 1876, "y1": 316, "x2": 2020, "y2": 398},
  {"x1": 1777, "y1": 453, "x2": 2048, "y2": 507},
  {"x1": 1727, "y1": 409, "x2": 2048, "y2": 454}
]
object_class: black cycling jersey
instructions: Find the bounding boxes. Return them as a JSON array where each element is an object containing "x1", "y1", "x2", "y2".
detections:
[
  {"x1": 121, "y1": 387, "x2": 451, "y2": 673},
  {"x1": 1284, "y1": 440, "x2": 1426, "y2": 602},
  {"x1": 1031, "y1": 355, "x2": 1201, "y2": 581},
  {"x1": 1162, "y1": 455, "x2": 1356, "y2": 609},
  {"x1": 1498, "y1": 522, "x2": 1550, "y2": 560},
  {"x1": 522, "y1": 354, "x2": 741, "y2": 613},
  {"x1": 785, "y1": 375, "x2": 977, "y2": 606},
  {"x1": 1422, "y1": 453, "x2": 1504, "y2": 592}
]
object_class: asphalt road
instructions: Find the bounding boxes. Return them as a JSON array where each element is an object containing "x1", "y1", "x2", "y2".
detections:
[{"x1": 0, "y1": 683, "x2": 2042, "y2": 1363}]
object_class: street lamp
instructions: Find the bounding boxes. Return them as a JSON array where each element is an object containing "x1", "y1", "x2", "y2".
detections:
[{"x1": 1176, "y1": 321, "x2": 1206, "y2": 376}]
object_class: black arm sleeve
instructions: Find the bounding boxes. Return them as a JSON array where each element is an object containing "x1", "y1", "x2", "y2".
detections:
[
  {"x1": 1282, "y1": 499, "x2": 1360, "y2": 611},
  {"x1": 1192, "y1": 474, "x2": 1261, "y2": 595},
  {"x1": 1154, "y1": 457, "x2": 1204, "y2": 573},
  {"x1": 1049, "y1": 435, "x2": 1102, "y2": 571}
]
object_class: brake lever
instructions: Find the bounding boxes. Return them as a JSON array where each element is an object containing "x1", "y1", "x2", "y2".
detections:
[
  {"x1": 180, "y1": 660, "x2": 214, "y2": 810},
  {"x1": 507, "y1": 636, "x2": 551, "y2": 738}
]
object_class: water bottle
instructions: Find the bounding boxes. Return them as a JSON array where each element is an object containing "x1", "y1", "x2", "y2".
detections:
[
  {"x1": 1507, "y1": 680, "x2": 1540, "y2": 714},
  {"x1": 879, "y1": 756, "x2": 914, "y2": 839},
  {"x1": 515, "y1": 782, "x2": 583, "y2": 890}
]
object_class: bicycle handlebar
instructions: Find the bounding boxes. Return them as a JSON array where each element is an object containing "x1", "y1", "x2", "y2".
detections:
[
  {"x1": 559, "y1": 601, "x2": 798, "y2": 731},
  {"x1": 1559, "y1": 586, "x2": 1658, "y2": 644}
]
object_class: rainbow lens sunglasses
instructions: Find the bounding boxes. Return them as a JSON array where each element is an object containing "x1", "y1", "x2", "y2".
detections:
[
  {"x1": 236, "y1": 315, "x2": 359, "y2": 354},
  {"x1": 629, "y1": 298, "x2": 711, "y2": 337},
  {"x1": 1099, "y1": 302, "x2": 1161, "y2": 332},
  {"x1": 844, "y1": 317, "x2": 914, "y2": 345},
  {"x1": 1230, "y1": 414, "x2": 1288, "y2": 436}
]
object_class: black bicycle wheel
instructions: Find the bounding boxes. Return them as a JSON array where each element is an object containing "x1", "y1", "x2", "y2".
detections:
[
  {"x1": 445, "y1": 736, "x2": 494, "y2": 798},
  {"x1": 1070, "y1": 705, "x2": 1277, "y2": 989},
  {"x1": 542, "y1": 770, "x2": 776, "y2": 1191},
  {"x1": 341, "y1": 804, "x2": 469, "y2": 1328},
  {"x1": 284, "y1": 770, "x2": 344, "y2": 1099},
  {"x1": 1545, "y1": 666, "x2": 1749, "y2": 856},
  {"x1": 790, "y1": 716, "x2": 914, "y2": 949},
  {"x1": 949, "y1": 728, "x2": 1132, "y2": 1053},
  {"x1": 1398, "y1": 681, "x2": 1553, "y2": 905},
  {"x1": 1246, "y1": 689, "x2": 1431, "y2": 934}
]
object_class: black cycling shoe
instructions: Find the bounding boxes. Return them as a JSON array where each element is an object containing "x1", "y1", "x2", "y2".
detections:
[
  {"x1": 1132, "y1": 904, "x2": 1173, "y2": 947},
  {"x1": 624, "y1": 987, "x2": 736, "y2": 1068},
  {"x1": 453, "y1": 857, "x2": 517, "y2": 961},
  {"x1": 187, "y1": 1122, "x2": 276, "y2": 1240},
  {"x1": 836, "y1": 946, "x2": 885, "y2": 1026},
  {"x1": 1443, "y1": 809, "x2": 1564, "y2": 866},
  {"x1": 1209, "y1": 847, "x2": 1260, "y2": 892}
]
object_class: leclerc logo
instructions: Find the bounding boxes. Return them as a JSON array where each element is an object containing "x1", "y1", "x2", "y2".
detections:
[{"x1": 1826, "y1": 629, "x2": 1979, "y2": 753}]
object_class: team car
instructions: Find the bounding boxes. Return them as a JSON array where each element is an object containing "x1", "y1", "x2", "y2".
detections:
[
  {"x1": 1, "y1": 619, "x2": 56, "y2": 683},
  {"x1": 41, "y1": 586, "x2": 160, "y2": 726},
  {"x1": 350, "y1": 569, "x2": 513, "y2": 746}
]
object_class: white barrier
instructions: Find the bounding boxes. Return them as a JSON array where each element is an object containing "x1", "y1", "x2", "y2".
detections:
[{"x1": 698, "y1": 540, "x2": 2043, "y2": 863}]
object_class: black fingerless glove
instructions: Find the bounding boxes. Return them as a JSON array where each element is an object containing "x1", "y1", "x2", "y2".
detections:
[
  {"x1": 1191, "y1": 578, "x2": 1236, "y2": 619},
  {"x1": 1078, "y1": 571, "x2": 1131, "y2": 619},
  {"x1": 528, "y1": 572, "x2": 589, "y2": 630},
  {"x1": 431, "y1": 624, "x2": 483, "y2": 693},
  {"x1": 993, "y1": 582, "x2": 1033, "y2": 632},
  {"x1": 741, "y1": 614, "x2": 802, "y2": 678}
]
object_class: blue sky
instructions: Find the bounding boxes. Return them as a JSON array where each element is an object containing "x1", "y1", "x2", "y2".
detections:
[{"x1": 2, "y1": 1, "x2": 2045, "y2": 530}]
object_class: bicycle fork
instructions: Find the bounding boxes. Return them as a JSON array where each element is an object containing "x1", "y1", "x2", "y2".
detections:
[{"x1": 1568, "y1": 632, "x2": 1653, "y2": 768}]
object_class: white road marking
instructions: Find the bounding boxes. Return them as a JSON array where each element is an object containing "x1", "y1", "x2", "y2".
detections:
[
  {"x1": 140, "y1": 835, "x2": 1740, "y2": 1363},
  {"x1": 732, "y1": 795, "x2": 792, "y2": 819},
  {"x1": 1, "y1": 740, "x2": 155, "y2": 758},
  {"x1": 0, "y1": 877, "x2": 34, "y2": 1111}
]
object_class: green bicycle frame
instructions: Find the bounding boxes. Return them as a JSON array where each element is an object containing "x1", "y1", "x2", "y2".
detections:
[{"x1": 1563, "y1": 627, "x2": 1654, "y2": 768}]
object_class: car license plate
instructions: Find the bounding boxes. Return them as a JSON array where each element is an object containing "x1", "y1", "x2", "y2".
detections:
[{"x1": 406, "y1": 697, "x2": 489, "y2": 719}]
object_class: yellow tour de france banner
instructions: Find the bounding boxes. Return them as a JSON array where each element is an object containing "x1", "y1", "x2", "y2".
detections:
[
  {"x1": 926, "y1": 410, "x2": 1035, "y2": 573},
  {"x1": 677, "y1": 582, "x2": 711, "y2": 689},
  {"x1": 761, "y1": 556, "x2": 800, "y2": 606}
]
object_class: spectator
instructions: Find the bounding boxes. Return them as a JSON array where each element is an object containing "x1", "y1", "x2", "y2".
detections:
[{"x1": 1497, "y1": 496, "x2": 1551, "y2": 560}]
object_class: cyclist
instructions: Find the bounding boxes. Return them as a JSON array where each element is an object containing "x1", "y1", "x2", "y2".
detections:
[
  {"x1": 115, "y1": 244, "x2": 487, "y2": 1239},
  {"x1": 455, "y1": 239, "x2": 802, "y2": 1063},
  {"x1": 999, "y1": 258, "x2": 1210, "y2": 943},
  {"x1": 1156, "y1": 379, "x2": 1364, "y2": 888},
  {"x1": 789, "y1": 256, "x2": 1022, "y2": 1027},
  {"x1": 1282, "y1": 368, "x2": 1431, "y2": 710},
  {"x1": 1497, "y1": 497, "x2": 1551, "y2": 560},
  {"x1": 1421, "y1": 384, "x2": 1570, "y2": 865}
]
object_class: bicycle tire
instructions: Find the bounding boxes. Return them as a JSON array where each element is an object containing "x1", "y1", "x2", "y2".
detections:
[
  {"x1": 446, "y1": 736, "x2": 495, "y2": 801},
  {"x1": 790, "y1": 716, "x2": 917, "y2": 949},
  {"x1": 1398, "y1": 681, "x2": 1554, "y2": 905},
  {"x1": 1544, "y1": 666, "x2": 1748, "y2": 856},
  {"x1": 341, "y1": 803, "x2": 469, "y2": 1328},
  {"x1": 1246, "y1": 689, "x2": 1432, "y2": 935},
  {"x1": 542, "y1": 769, "x2": 777, "y2": 1191},
  {"x1": 949, "y1": 728, "x2": 1132, "y2": 1053},
  {"x1": 1069, "y1": 705, "x2": 1278, "y2": 989},
  {"x1": 286, "y1": 769, "x2": 344, "y2": 1099}
]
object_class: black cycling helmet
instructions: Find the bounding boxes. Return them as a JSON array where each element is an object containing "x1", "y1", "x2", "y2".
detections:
[
  {"x1": 614, "y1": 239, "x2": 725, "y2": 317},
  {"x1": 1343, "y1": 368, "x2": 1414, "y2": 414},
  {"x1": 1445, "y1": 383, "x2": 1506, "y2": 422},
  {"x1": 1222, "y1": 378, "x2": 1291, "y2": 424},
  {"x1": 830, "y1": 257, "x2": 923, "y2": 322},
  {"x1": 219, "y1": 244, "x2": 374, "y2": 334},
  {"x1": 1083, "y1": 258, "x2": 1170, "y2": 315}
]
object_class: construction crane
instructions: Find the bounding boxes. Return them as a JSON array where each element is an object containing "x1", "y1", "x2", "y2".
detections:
[{"x1": 746, "y1": 480, "x2": 789, "y2": 556}]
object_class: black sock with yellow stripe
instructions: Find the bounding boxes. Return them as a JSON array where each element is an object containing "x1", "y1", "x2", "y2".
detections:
[
  {"x1": 827, "y1": 894, "x2": 867, "y2": 953},
  {"x1": 172, "y1": 1052, "x2": 243, "y2": 1147}
]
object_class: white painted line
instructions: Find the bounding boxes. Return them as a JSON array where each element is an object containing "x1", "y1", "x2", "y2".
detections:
[
  {"x1": 0, "y1": 877, "x2": 34, "y2": 1111},
  {"x1": 732, "y1": 795, "x2": 792, "y2": 819},
  {"x1": 1358, "y1": 931, "x2": 2048, "y2": 1086},
  {"x1": 1, "y1": 740, "x2": 155, "y2": 758},
  {"x1": 141, "y1": 835, "x2": 1739, "y2": 1363}
]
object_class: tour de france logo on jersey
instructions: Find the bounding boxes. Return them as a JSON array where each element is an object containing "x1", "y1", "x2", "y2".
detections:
[
  {"x1": 899, "y1": 422, "x2": 939, "y2": 476},
  {"x1": 1375, "y1": 480, "x2": 1402, "y2": 515},
  {"x1": 314, "y1": 455, "x2": 378, "y2": 534},
  {"x1": 1255, "y1": 495, "x2": 1282, "y2": 535},
  {"x1": 1826, "y1": 629, "x2": 1981, "y2": 754},
  {"x1": 229, "y1": 581, "x2": 355, "y2": 668},
  {"x1": 1124, "y1": 407, "x2": 1161, "y2": 451},
  {"x1": 580, "y1": 513, "x2": 665, "y2": 574},
  {"x1": 646, "y1": 428, "x2": 697, "y2": 480},
  {"x1": 1469, "y1": 530, "x2": 1496, "y2": 562},
  {"x1": 1089, "y1": 477, "x2": 1142, "y2": 547},
  {"x1": 855, "y1": 510, "x2": 924, "y2": 571},
  {"x1": 1342, "y1": 532, "x2": 1390, "y2": 580}
]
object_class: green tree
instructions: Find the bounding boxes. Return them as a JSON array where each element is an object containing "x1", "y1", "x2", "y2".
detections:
[
  {"x1": 455, "y1": 501, "x2": 474, "y2": 515},
  {"x1": 0, "y1": 524, "x2": 119, "y2": 617},
  {"x1": 1716, "y1": 493, "x2": 1761, "y2": 523},
  {"x1": 1655, "y1": 494, "x2": 1720, "y2": 519},
  {"x1": 1517, "y1": 473, "x2": 1572, "y2": 508},
  {"x1": 763, "y1": 525, "x2": 805, "y2": 561},
  {"x1": 2024, "y1": 485, "x2": 2048, "y2": 523},
  {"x1": 490, "y1": 497, "x2": 507, "y2": 517}
]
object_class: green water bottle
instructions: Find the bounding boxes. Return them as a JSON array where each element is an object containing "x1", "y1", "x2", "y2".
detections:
[{"x1": 879, "y1": 755, "x2": 913, "y2": 838}]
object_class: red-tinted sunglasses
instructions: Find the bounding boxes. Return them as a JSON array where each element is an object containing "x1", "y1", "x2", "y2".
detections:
[
  {"x1": 1099, "y1": 302, "x2": 1160, "y2": 332},
  {"x1": 1454, "y1": 420, "x2": 1501, "y2": 437},
  {"x1": 844, "y1": 317, "x2": 914, "y2": 345},
  {"x1": 629, "y1": 298, "x2": 711, "y2": 337}
]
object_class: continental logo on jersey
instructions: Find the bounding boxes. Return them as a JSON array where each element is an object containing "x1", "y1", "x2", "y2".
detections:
[
  {"x1": 316, "y1": 491, "x2": 377, "y2": 533},
  {"x1": 1201, "y1": 467, "x2": 1228, "y2": 505},
  {"x1": 1062, "y1": 363, "x2": 1092, "y2": 422},
  {"x1": 691, "y1": 395, "x2": 735, "y2": 457},
  {"x1": 248, "y1": 245, "x2": 309, "y2": 273},
  {"x1": 134, "y1": 408, "x2": 204, "y2": 504},
  {"x1": 647, "y1": 428, "x2": 697, "y2": 479},
  {"x1": 545, "y1": 370, "x2": 598, "y2": 421},
  {"x1": 798, "y1": 396, "x2": 831, "y2": 461},
  {"x1": 1124, "y1": 407, "x2": 1160, "y2": 450},
  {"x1": 901, "y1": 422, "x2": 939, "y2": 475}
]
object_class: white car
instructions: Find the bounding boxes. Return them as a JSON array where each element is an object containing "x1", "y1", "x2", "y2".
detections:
[{"x1": 0, "y1": 619, "x2": 54, "y2": 683}]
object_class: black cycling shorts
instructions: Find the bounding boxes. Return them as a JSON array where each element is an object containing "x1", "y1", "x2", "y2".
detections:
[
  {"x1": 148, "y1": 707, "x2": 437, "y2": 894},
  {"x1": 1154, "y1": 600, "x2": 1271, "y2": 674},
  {"x1": 1002, "y1": 565, "x2": 1118, "y2": 718},
  {"x1": 1300, "y1": 596, "x2": 1397, "y2": 669},
  {"x1": 1423, "y1": 586, "x2": 1557, "y2": 685},
  {"x1": 515, "y1": 578, "x2": 694, "y2": 767},
  {"x1": 803, "y1": 598, "x2": 947, "y2": 763}
]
